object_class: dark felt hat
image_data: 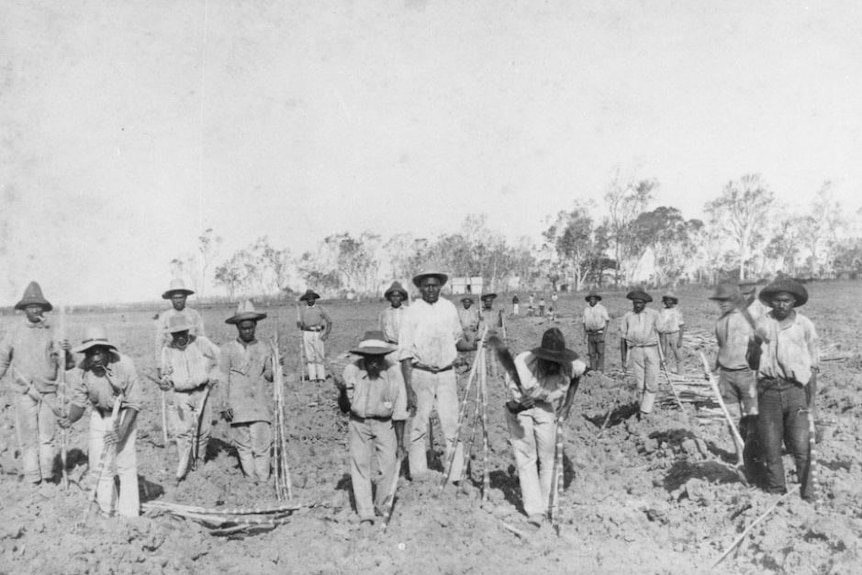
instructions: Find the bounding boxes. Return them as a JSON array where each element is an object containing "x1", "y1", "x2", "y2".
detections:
[
  {"x1": 460, "y1": 296, "x2": 474, "y2": 304},
  {"x1": 162, "y1": 278, "x2": 195, "y2": 299},
  {"x1": 383, "y1": 281, "x2": 408, "y2": 300},
  {"x1": 15, "y1": 281, "x2": 53, "y2": 311},
  {"x1": 759, "y1": 278, "x2": 808, "y2": 308},
  {"x1": 298, "y1": 289, "x2": 321, "y2": 302},
  {"x1": 350, "y1": 330, "x2": 397, "y2": 355},
  {"x1": 412, "y1": 267, "x2": 449, "y2": 288},
  {"x1": 708, "y1": 284, "x2": 739, "y2": 301},
  {"x1": 225, "y1": 300, "x2": 267, "y2": 324},
  {"x1": 480, "y1": 292, "x2": 498, "y2": 301},
  {"x1": 584, "y1": 289, "x2": 602, "y2": 302},
  {"x1": 531, "y1": 328, "x2": 579, "y2": 364},
  {"x1": 626, "y1": 289, "x2": 653, "y2": 303}
]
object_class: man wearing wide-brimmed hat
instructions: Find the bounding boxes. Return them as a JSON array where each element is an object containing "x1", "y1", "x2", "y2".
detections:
[
  {"x1": 480, "y1": 292, "x2": 504, "y2": 377},
  {"x1": 457, "y1": 296, "x2": 481, "y2": 347},
  {"x1": 620, "y1": 288, "x2": 662, "y2": 419},
  {"x1": 378, "y1": 281, "x2": 409, "y2": 345},
  {"x1": 0, "y1": 281, "x2": 69, "y2": 484},
  {"x1": 337, "y1": 330, "x2": 408, "y2": 527},
  {"x1": 296, "y1": 289, "x2": 332, "y2": 383},
  {"x1": 62, "y1": 326, "x2": 142, "y2": 517},
  {"x1": 749, "y1": 278, "x2": 819, "y2": 500},
  {"x1": 219, "y1": 301, "x2": 274, "y2": 482},
  {"x1": 505, "y1": 328, "x2": 587, "y2": 526},
  {"x1": 158, "y1": 315, "x2": 222, "y2": 484},
  {"x1": 155, "y1": 279, "x2": 206, "y2": 358},
  {"x1": 399, "y1": 267, "x2": 473, "y2": 481},
  {"x1": 657, "y1": 292, "x2": 685, "y2": 374},
  {"x1": 582, "y1": 289, "x2": 610, "y2": 372}
]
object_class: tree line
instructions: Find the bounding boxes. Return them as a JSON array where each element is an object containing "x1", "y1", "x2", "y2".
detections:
[{"x1": 171, "y1": 173, "x2": 862, "y2": 299}]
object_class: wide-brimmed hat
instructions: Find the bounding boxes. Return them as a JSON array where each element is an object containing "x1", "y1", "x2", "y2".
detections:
[
  {"x1": 480, "y1": 293, "x2": 497, "y2": 302},
  {"x1": 460, "y1": 296, "x2": 474, "y2": 304},
  {"x1": 73, "y1": 326, "x2": 118, "y2": 354},
  {"x1": 14, "y1": 281, "x2": 53, "y2": 312},
  {"x1": 225, "y1": 300, "x2": 267, "y2": 324},
  {"x1": 166, "y1": 315, "x2": 194, "y2": 333},
  {"x1": 626, "y1": 289, "x2": 653, "y2": 303},
  {"x1": 412, "y1": 267, "x2": 448, "y2": 288},
  {"x1": 662, "y1": 291, "x2": 678, "y2": 303},
  {"x1": 383, "y1": 281, "x2": 408, "y2": 300},
  {"x1": 531, "y1": 328, "x2": 579, "y2": 364},
  {"x1": 708, "y1": 284, "x2": 739, "y2": 301},
  {"x1": 759, "y1": 278, "x2": 808, "y2": 308},
  {"x1": 162, "y1": 278, "x2": 194, "y2": 300},
  {"x1": 350, "y1": 330, "x2": 397, "y2": 355},
  {"x1": 298, "y1": 289, "x2": 320, "y2": 302},
  {"x1": 584, "y1": 289, "x2": 602, "y2": 302},
  {"x1": 738, "y1": 280, "x2": 760, "y2": 295}
]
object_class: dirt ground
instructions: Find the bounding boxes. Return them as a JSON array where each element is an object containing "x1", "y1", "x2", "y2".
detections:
[{"x1": 1, "y1": 281, "x2": 861, "y2": 575}]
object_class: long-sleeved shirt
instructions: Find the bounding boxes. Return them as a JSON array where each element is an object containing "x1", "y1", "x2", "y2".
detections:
[
  {"x1": 0, "y1": 319, "x2": 60, "y2": 393},
  {"x1": 342, "y1": 357, "x2": 408, "y2": 420},
  {"x1": 398, "y1": 298, "x2": 462, "y2": 369},
  {"x1": 658, "y1": 307, "x2": 685, "y2": 334},
  {"x1": 714, "y1": 309, "x2": 753, "y2": 370},
  {"x1": 583, "y1": 304, "x2": 610, "y2": 331},
  {"x1": 155, "y1": 308, "x2": 205, "y2": 352},
  {"x1": 220, "y1": 339, "x2": 273, "y2": 424},
  {"x1": 69, "y1": 354, "x2": 144, "y2": 413},
  {"x1": 508, "y1": 351, "x2": 587, "y2": 410},
  {"x1": 299, "y1": 304, "x2": 332, "y2": 331},
  {"x1": 621, "y1": 308, "x2": 661, "y2": 346},
  {"x1": 755, "y1": 310, "x2": 819, "y2": 386},
  {"x1": 160, "y1": 335, "x2": 221, "y2": 392},
  {"x1": 379, "y1": 306, "x2": 406, "y2": 344},
  {"x1": 457, "y1": 306, "x2": 481, "y2": 333}
]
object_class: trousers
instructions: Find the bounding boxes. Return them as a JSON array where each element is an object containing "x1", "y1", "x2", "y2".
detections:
[
  {"x1": 15, "y1": 391, "x2": 57, "y2": 483},
  {"x1": 586, "y1": 332, "x2": 605, "y2": 372},
  {"x1": 302, "y1": 331, "x2": 326, "y2": 381},
  {"x1": 757, "y1": 378, "x2": 811, "y2": 498},
  {"x1": 174, "y1": 387, "x2": 212, "y2": 479},
  {"x1": 88, "y1": 410, "x2": 139, "y2": 517},
  {"x1": 628, "y1": 345, "x2": 659, "y2": 414},
  {"x1": 233, "y1": 420, "x2": 272, "y2": 481},
  {"x1": 349, "y1": 416, "x2": 398, "y2": 520},
  {"x1": 408, "y1": 369, "x2": 463, "y2": 481},
  {"x1": 659, "y1": 332, "x2": 682, "y2": 372},
  {"x1": 506, "y1": 406, "x2": 556, "y2": 517}
]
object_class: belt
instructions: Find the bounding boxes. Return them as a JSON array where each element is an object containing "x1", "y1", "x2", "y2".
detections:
[
  {"x1": 586, "y1": 329, "x2": 604, "y2": 334},
  {"x1": 350, "y1": 413, "x2": 392, "y2": 423},
  {"x1": 413, "y1": 363, "x2": 453, "y2": 374},
  {"x1": 303, "y1": 326, "x2": 324, "y2": 332},
  {"x1": 627, "y1": 343, "x2": 658, "y2": 348}
]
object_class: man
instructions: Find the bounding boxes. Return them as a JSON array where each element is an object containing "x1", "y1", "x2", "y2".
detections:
[
  {"x1": 297, "y1": 289, "x2": 332, "y2": 382},
  {"x1": 0, "y1": 281, "x2": 68, "y2": 485},
  {"x1": 158, "y1": 316, "x2": 221, "y2": 484},
  {"x1": 512, "y1": 294, "x2": 520, "y2": 316},
  {"x1": 155, "y1": 279, "x2": 205, "y2": 357},
  {"x1": 658, "y1": 292, "x2": 685, "y2": 374},
  {"x1": 620, "y1": 289, "x2": 661, "y2": 419},
  {"x1": 709, "y1": 283, "x2": 760, "y2": 472},
  {"x1": 739, "y1": 280, "x2": 769, "y2": 322},
  {"x1": 582, "y1": 289, "x2": 610, "y2": 372},
  {"x1": 457, "y1": 296, "x2": 482, "y2": 347},
  {"x1": 336, "y1": 331, "x2": 408, "y2": 527},
  {"x1": 750, "y1": 278, "x2": 819, "y2": 500},
  {"x1": 480, "y1": 293, "x2": 504, "y2": 377},
  {"x1": 505, "y1": 328, "x2": 586, "y2": 527},
  {"x1": 61, "y1": 326, "x2": 142, "y2": 517},
  {"x1": 220, "y1": 301, "x2": 274, "y2": 482},
  {"x1": 378, "y1": 281, "x2": 409, "y2": 344},
  {"x1": 527, "y1": 294, "x2": 536, "y2": 316},
  {"x1": 538, "y1": 297, "x2": 546, "y2": 317},
  {"x1": 399, "y1": 267, "x2": 474, "y2": 481}
]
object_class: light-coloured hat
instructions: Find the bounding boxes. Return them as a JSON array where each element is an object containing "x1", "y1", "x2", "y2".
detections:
[
  {"x1": 166, "y1": 315, "x2": 194, "y2": 333},
  {"x1": 350, "y1": 330, "x2": 397, "y2": 355},
  {"x1": 412, "y1": 267, "x2": 449, "y2": 288},
  {"x1": 225, "y1": 300, "x2": 267, "y2": 324},
  {"x1": 73, "y1": 326, "x2": 118, "y2": 354},
  {"x1": 162, "y1": 278, "x2": 195, "y2": 300},
  {"x1": 460, "y1": 296, "x2": 474, "y2": 304},
  {"x1": 15, "y1": 281, "x2": 53, "y2": 312},
  {"x1": 662, "y1": 291, "x2": 679, "y2": 303}
]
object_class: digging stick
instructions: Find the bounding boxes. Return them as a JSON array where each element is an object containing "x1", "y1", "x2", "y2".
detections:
[
  {"x1": 191, "y1": 385, "x2": 212, "y2": 470},
  {"x1": 459, "y1": 379, "x2": 483, "y2": 483},
  {"x1": 380, "y1": 454, "x2": 404, "y2": 531},
  {"x1": 698, "y1": 353, "x2": 745, "y2": 460},
  {"x1": 802, "y1": 372, "x2": 818, "y2": 504},
  {"x1": 56, "y1": 305, "x2": 69, "y2": 489},
  {"x1": 479, "y1": 349, "x2": 490, "y2": 501},
  {"x1": 82, "y1": 394, "x2": 123, "y2": 525},
  {"x1": 657, "y1": 343, "x2": 687, "y2": 415},
  {"x1": 549, "y1": 417, "x2": 564, "y2": 533}
]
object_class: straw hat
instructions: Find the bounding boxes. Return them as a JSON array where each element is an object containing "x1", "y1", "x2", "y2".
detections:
[
  {"x1": 350, "y1": 330, "x2": 398, "y2": 355},
  {"x1": 298, "y1": 289, "x2": 321, "y2": 302},
  {"x1": 626, "y1": 289, "x2": 653, "y2": 303},
  {"x1": 531, "y1": 328, "x2": 579, "y2": 364},
  {"x1": 759, "y1": 278, "x2": 808, "y2": 308},
  {"x1": 73, "y1": 326, "x2": 118, "y2": 354},
  {"x1": 383, "y1": 281, "x2": 408, "y2": 300},
  {"x1": 584, "y1": 289, "x2": 602, "y2": 302},
  {"x1": 14, "y1": 281, "x2": 53, "y2": 311},
  {"x1": 162, "y1": 278, "x2": 194, "y2": 300},
  {"x1": 166, "y1": 315, "x2": 195, "y2": 333},
  {"x1": 225, "y1": 300, "x2": 267, "y2": 324},
  {"x1": 460, "y1": 296, "x2": 474, "y2": 304},
  {"x1": 662, "y1": 291, "x2": 679, "y2": 303},
  {"x1": 708, "y1": 284, "x2": 739, "y2": 301},
  {"x1": 412, "y1": 267, "x2": 449, "y2": 288}
]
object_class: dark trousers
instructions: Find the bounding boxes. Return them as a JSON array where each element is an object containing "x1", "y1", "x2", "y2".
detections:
[
  {"x1": 757, "y1": 378, "x2": 811, "y2": 498},
  {"x1": 586, "y1": 332, "x2": 605, "y2": 372}
]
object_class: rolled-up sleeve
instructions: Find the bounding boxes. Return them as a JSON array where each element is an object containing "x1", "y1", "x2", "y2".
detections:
[
  {"x1": 68, "y1": 369, "x2": 89, "y2": 409},
  {"x1": 119, "y1": 357, "x2": 144, "y2": 412},
  {"x1": 390, "y1": 365, "x2": 408, "y2": 421}
]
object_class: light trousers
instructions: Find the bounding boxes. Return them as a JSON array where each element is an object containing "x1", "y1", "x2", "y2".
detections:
[
  {"x1": 629, "y1": 345, "x2": 659, "y2": 414},
  {"x1": 349, "y1": 415, "x2": 398, "y2": 520},
  {"x1": 174, "y1": 387, "x2": 212, "y2": 479},
  {"x1": 88, "y1": 410, "x2": 139, "y2": 517},
  {"x1": 302, "y1": 331, "x2": 326, "y2": 381},
  {"x1": 233, "y1": 420, "x2": 272, "y2": 481},
  {"x1": 408, "y1": 369, "x2": 463, "y2": 480},
  {"x1": 15, "y1": 392, "x2": 57, "y2": 483},
  {"x1": 506, "y1": 406, "x2": 556, "y2": 517}
]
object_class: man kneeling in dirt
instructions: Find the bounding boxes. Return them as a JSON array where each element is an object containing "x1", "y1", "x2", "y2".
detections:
[
  {"x1": 220, "y1": 301, "x2": 274, "y2": 482},
  {"x1": 335, "y1": 330, "x2": 407, "y2": 528},
  {"x1": 61, "y1": 326, "x2": 142, "y2": 517},
  {"x1": 158, "y1": 316, "x2": 221, "y2": 485}
]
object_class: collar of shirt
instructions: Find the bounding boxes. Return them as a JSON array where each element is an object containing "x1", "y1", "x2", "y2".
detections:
[
  {"x1": 236, "y1": 338, "x2": 259, "y2": 348},
  {"x1": 25, "y1": 319, "x2": 50, "y2": 329}
]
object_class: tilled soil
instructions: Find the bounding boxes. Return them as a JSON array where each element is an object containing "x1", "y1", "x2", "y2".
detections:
[{"x1": 1, "y1": 281, "x2": 861, "y2": 574}]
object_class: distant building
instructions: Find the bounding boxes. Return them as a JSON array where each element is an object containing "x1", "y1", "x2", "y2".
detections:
[{"x1": 450, "y1": 276, "x2": 484, "y2": 295}]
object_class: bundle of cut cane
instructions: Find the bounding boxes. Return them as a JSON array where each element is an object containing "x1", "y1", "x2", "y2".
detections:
[
  {"x1": 142, "y1": 500, "x2": 306, "y2": 536},
  {"x1": 271, "y1": 333, "x2": 293, "y2": 501}
]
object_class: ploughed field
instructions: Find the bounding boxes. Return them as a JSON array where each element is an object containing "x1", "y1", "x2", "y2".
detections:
[{"x1": 1, "y1": 281, "x2": 861, "y2": 574}]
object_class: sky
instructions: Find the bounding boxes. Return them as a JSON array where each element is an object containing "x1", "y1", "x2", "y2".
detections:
[{"x1": 2, "y1": 0, "x2": 861, "y2": 305}]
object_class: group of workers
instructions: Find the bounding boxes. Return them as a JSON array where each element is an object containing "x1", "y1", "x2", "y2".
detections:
[{"x1": 0, "y1": 271, "x2": 818, "y2": 526}]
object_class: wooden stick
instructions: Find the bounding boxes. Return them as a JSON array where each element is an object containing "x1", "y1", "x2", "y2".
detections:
[
  {"x1": 81, "y1": 394, "x2": 123, "y2": 525},
  {"x1": 191, "y1": 386, "x2": 212, "y2": 470},
  {"x1": 711, "y1": 485, "x2": 799, "y2": 569},
  {"x1": 56, "y1": 305, "x2": 69, "y2": 490},
  {"x1": 480, "y1": 349, "x2": 490, "y2": 502},
  {"x1": 380, "y1": 454, "x2": 404, "y2": 531},
  {"x1": 549, "y1": 417, "x2": 564, "y2": 532},
  {"x1": 698, "y1": 353, "x2": 745, "y2": 459},
  {"x1": 657, "y1": 343, "x2": 687, "y2": 415},
  {"x1": 459, "y1": 378, "x2": 483, "y2": 483},
  {"x1": 161, "y1": 391, "x2": 169, "y2": 446}
]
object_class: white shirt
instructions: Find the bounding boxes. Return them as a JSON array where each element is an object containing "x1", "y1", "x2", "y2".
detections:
[{"x1": 398, "y1": 298, "x2": 463, "y2": 369}]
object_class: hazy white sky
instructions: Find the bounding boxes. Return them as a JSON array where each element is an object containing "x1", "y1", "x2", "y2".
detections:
[{"x1": 2, "y1": 0, "x2": 861, "y2": 304}]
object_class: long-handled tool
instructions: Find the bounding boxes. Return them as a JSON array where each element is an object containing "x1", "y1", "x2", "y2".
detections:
[
  {"x1": 190, "y1": 385, "x2": 212, "y2": 470},
  {"x1": 271, "y1": 335, "x2": 293, "y2": 501},
  {"x1": 380, "y1": 454, "x2": 404, "y2": 531},
  {"x1": 143, "y1": 372, "x2": 171, "y2": 447},
  {"x1": 549, "y1": 372, "x2": 583, "y2": 534},
  {"x1": 56, "y1": 305, "x2": 69, "y2": 489},
  {"x1": 698, "y1": 353, "x2": 745, "y2": 461},
  {"x1": 80, "y1": 394, "x2": 123, "y2": 526},
  {"x1": 802, "y1": 372, "x2": 818, "y2": 504},
  {"x1": 657, "y1": 343, "x2": 687, "y2": 415}
]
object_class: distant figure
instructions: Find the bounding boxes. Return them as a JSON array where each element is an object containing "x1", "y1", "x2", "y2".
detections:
[
  {"x1": 527, "y1": 294, "x2": 536, "y2": 316},
  {"x1": 379, "y1": 281, "x2": 409, "y2": 345},
  {"x1": 156, "y1": 279, "x2": 205, "y2": 360},
  {"x1": 480, "y1": 292, "x2": 504, "y2": 377},
  {"x1": 512, "y1": 294, "x2": 520, "y2": 316},
  {"x1": 458, "y1": 296, "x2": 482, "y2": 347},
  {"x1": 658, "y1": 292, "x2": 685, "y2": 374},
  {"x1": 538, "y1": 297, "x2": 546, "y2": 317},
  {"x1": 620, "y1": 289, "x2": 661, "y2": 420},
  {"x1": 582, "y1": 289, "x2": 610, "y2": 372},
  {"x1": 297, "y1": 289, "x2": 332, "y2": 383}
]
